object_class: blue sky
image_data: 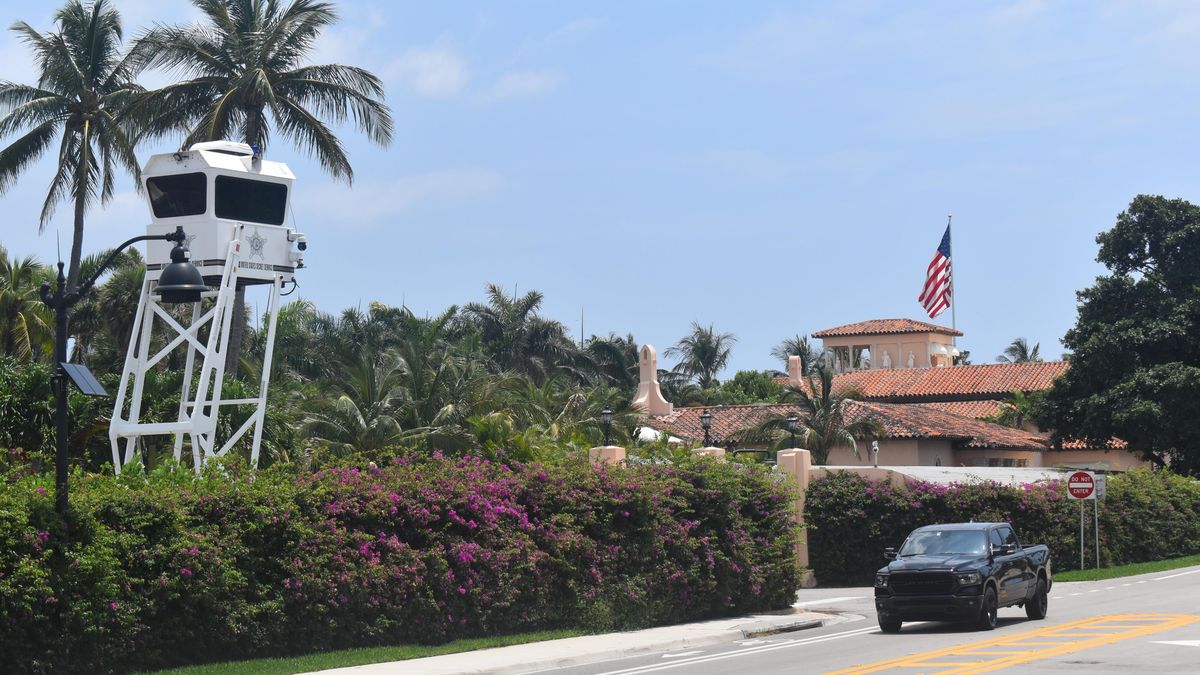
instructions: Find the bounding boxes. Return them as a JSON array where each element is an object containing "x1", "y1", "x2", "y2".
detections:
[{"x1": 3, "y1": 1, "x2": 1200, "y2": 376}]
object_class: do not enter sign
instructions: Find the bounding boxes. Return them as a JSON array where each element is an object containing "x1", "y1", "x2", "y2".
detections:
[{"x1": 1068, "y1": 470, "x2": 1096, "y2": 500}]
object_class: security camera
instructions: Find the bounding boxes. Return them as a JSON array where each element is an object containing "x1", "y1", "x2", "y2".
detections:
[{"x1": 297, "y1": 237, "x2": 307, "y2": 251}]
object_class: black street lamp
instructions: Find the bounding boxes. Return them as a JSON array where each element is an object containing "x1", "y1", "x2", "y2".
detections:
[
  {"x1": 41, "y1": 226, "x2": 204, "y2": 514},
  {"x1": 700, "y1": 408, "x2": 713, "y2": 447},
  {"x1": 786, "y1": 414, "x2": 799, "y2": 449},
  {"x1": 600, "y1": 407, "x2": 614, "y2": 446}
]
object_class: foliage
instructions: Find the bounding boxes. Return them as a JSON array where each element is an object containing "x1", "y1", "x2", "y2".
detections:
[
  {"x1": 804, "y1": 469, "x2": 1200, "y2": 585},
  {"x1": 770, "y1": 334, "x2": 821, "y2": 373},
  {"x1": 0, "y1": 245, "x2": 53, "y2": 361},
  {"x1": 665, "y1": 322, "x2": 736, "y2": 390},
  {"x1": 701, "y1": 370, "x2": 785, "y2": 405},
  {"x1": 996, "y1": 337, "x2": 1042, "y2": 363},
  {"x1": 983, "y1": 390, "x2": 1043, "y2": 430},
  {"x1": 1039, "y1": 195, "x2": 1200, "y2": 475},
  {"x1": 0, "y1": 0, "x2": 145, "y2": 291},
  {"x1": 0, "y1": 454, "x2": 799, "y2": 673},
  {"x1": 770, "y1": 367, "x2": 880, "y2": 464}
]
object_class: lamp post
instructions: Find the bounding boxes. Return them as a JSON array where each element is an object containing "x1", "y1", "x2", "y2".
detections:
[
  {"x1": 600, "y1": 407, "x2": 613, "y2": 446},
  {"x1": 41, "y1": 226, "x2": 204, "y2": 514},
  {"x1": 700, "y1": 408, "x2": 713, "y2": 447},
  {"x1": 786, "y1": 414, "x2": 799, "y2": 449}
]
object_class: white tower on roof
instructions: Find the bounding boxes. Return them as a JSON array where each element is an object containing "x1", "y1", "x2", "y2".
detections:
[{"x1": 109, "y1": 141, "x2": 307, "y2": 473}]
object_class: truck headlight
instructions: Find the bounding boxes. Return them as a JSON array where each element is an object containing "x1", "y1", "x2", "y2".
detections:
[
  {"x1": 875, "y1": 574, "x2": 889, "y2": 588},
  {"x1": 956, "y1": 572, "x2": 981, "y2": 586}
]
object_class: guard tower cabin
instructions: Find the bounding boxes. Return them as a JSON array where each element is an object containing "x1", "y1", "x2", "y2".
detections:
[{"x1": 142, "y1": 141, "x2": 303, "y2": 286}]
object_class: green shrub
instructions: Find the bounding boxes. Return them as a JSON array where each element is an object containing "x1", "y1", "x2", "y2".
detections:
[
  {"x1": 805, "y1": 469, "x2": 1200, "y2": 586},
  {"x1": 0, "y1": 454, "x2": 798, "y2": 673}
]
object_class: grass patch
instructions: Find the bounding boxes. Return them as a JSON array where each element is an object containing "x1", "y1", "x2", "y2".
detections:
[
  {"x1": 1054, "y1": 554, "x2": 1200, "y2": 582},
  {"x1": 144, "y1": 629, "x2": 585, "y2": 675}
]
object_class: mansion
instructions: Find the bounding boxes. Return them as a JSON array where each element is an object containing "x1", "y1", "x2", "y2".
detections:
[{"x1": 635, "y1": 318, "x2": 1145, "y2": 471}]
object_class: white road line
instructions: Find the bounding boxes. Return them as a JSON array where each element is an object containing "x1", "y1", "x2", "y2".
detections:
[
  {"x1": 1088, "y1": 589, "x2": 1100, "y2": 593},
  {"x1": 1070, "y1": 592, "x2": 1082, "y2": 596},
  {"x1": 1137, "y1": 580, "x2": 1148, "y2": 584},
  {"x1": 1152, "y1": 568, "x2": 1200, "y2": 581},
  {"x1": 593, "y1": 626, "x2": 880, "y2": 675},
  {"x1": 794, "y1": 596, "x2": 864, "y2": 607},
  {"x1": 661, "y1": 651, "x2": 704, "y2": 658},
  {"x1": 1104, "y1": 586, "x2": 1116, "y2": 590},
  {"x1": 1122, "y1": 583, "x2": 1131, "y2": 587}
]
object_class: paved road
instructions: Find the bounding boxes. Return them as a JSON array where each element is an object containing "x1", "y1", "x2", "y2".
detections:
[{"x1": 553, "y1": 565, "x2": 1200, "y2": 674}]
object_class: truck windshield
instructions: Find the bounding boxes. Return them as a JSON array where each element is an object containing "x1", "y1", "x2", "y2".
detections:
[{"x1": 899, "y1": 530, "x2": 988, "y2": 556}]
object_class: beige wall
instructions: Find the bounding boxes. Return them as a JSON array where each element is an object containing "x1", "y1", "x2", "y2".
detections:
[
  {"x1": 1042, "y1": 449, "x2": 1149, "y2": 471},
  {"x1": 820, "y1": 442, "x2": 1147, "y2": 469},
  {"x1": 821, "y1": 332, "x2": 956, "y2": 371}
]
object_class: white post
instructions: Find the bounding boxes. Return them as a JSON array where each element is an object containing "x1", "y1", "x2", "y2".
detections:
[{"x1": 249, "y1": 275, "x2": 283, "y2": 467}]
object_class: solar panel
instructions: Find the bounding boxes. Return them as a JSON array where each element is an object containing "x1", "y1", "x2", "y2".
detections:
[{"x1": 61, "y1": 363, "x2": 109, "y2": 397}]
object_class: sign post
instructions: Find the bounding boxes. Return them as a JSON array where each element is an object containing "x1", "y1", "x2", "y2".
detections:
[
  {"x1": 1093, "y1": 474, "x2": 1106, "y2": 568},
  {"x1": 1067, "y1": 470, "x2": 1097, "y2": 570}
]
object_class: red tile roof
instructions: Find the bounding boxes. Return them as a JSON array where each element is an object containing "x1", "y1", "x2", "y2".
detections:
[
  {"x1": 812, "y1": 318, "x2": 963, "y2": 338},
  {"x1": 829, "y1": 362, "x2": 1069, "y2": 401},
  {"x1": 641, "y1": 401, "x2": 1049, "y2": 450},
  {"x1": 912, "y1": 400, "x2": 1013, "y2": 419}
]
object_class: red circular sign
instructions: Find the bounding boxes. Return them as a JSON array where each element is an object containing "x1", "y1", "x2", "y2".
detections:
[{"x1": 1068, "y1": 471, "x2": 1095, "y2": 499}]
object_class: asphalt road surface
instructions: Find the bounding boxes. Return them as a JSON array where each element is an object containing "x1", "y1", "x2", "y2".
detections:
[{"x1": 553, "y1": 565, "x2": 1200, "y2": 675}]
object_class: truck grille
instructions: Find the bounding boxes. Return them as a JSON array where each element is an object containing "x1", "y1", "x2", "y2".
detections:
[{"x1": 889, "y1": 572, "x2": 955, "y2": 595}]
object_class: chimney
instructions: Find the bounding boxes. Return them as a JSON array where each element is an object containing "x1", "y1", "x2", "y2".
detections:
[
  {"x1": 632, "y1": 344, "x2": 673, "y2": 416},
  {"x1": 787, "y1": 355, "x2": 804, "y2": 389}
]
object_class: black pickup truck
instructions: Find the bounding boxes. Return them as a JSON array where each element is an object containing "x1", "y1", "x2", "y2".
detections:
[{"x1": 874, "y1": 522, "x2": 1052, "y2": 633}]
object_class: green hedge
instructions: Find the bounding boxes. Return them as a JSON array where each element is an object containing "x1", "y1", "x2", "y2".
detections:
[
  {"x1": 0, "y1": 453, "x2": 799, "y2": 673},
  {"x1": 805, "y1": 469, "x2": 1200, "y2": 586}
]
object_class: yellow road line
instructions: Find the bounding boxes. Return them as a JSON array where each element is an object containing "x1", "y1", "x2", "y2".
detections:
[{"x1": 825, "y1": 614, "x2": 1200, "y2": 675}]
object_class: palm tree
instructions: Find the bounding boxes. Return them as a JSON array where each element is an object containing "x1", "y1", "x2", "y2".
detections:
[
  {"x1": 743, "y1": 367, "x2": 881, "y2": 465},
  {"x1": 996, "y1": 337, "x2": 1042, "y2": 363},
  {"x1": 301, "y1": 351, "x2": 408, "y2": 455},
  {"x1": 133, "y1": 0, "x2": 395, "y2": 376},
  {"x1": 666, "y1": 322, "x2": 736, "y2": 390},
  {"x1": 0, "y1": 0, "x2": 144, "y2": 291},
  {"x1": 583, "y1": 332, "x2": 639, "y2": 389},
  {"x1": 463, "y1": 283, "x2": 580, "y2": 382},
  {"x1": 770, "y1": 334, "x2": 821, "y2": 373},
  {"x1": 0, "y1": 246, "x2": 54, "y2": 361}
]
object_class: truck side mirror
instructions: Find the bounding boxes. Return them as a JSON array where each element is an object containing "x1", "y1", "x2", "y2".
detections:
[{"x1": 883, "y1": 547, "x2": 897, "y2": 560}]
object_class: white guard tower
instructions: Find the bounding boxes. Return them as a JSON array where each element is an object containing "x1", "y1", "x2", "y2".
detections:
[{"x1": 109, "y1": 141, "x2": 306, "y2": 473}]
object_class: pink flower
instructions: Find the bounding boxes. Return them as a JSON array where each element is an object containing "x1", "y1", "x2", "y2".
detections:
[
  {"x1": 109, "y1": 601, "x2": 118, "y2": 610},
  {"x1": 35, "y1": 487, "x2": 46, "y2": 496},
  {"x1": 179, "y1": 567, "x2": 193, "y2": 578},
  {"x1": 457, "y1": 586, "x2": 467, "y2": 594}
]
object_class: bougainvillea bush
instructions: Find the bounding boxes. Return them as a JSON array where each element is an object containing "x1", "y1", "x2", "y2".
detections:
[
  {"x1": 0, "y1": 453, "x2": 799, "y2": 673},
  {"x1": 805, "y1": 469, "x2": 1200, "y2": 586}
]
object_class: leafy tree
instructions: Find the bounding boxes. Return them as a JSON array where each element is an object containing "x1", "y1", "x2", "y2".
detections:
[
  {"x1": 770, "y1": 334, "x2": 821, "y2": 373},
  {"x1": 703, "y1": 370, "x2": 785, "y2": 405},
  {"x1": 1039, "y1": 195, "x2": 1200, "y2": 474},
  {"x1": 984, "y1": 390, "x2": 1042, "y2": 430},
  {"x1": 0, "y1": 246, "x2": 53, "y2": 361},
  {"x1": 301, "y1": 351, "x2": 408, "y2": 455},
  {"x1": 133, "y1": 0, "x2": 394, "y2": 376},
  {"x1": 0, "y1": 0, "x2": 144, "y2": 291},
  {"x1": 996, "y1": 337, "x2": 1042, "y2": 363},
  {"x1": 584, "y1": 332, "x2": 639, "y2": 389},
  {"x1": 666, "y1": 322, "x2": 736, "y2": 390}
]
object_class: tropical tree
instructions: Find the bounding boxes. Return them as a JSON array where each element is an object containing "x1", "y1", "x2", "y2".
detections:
[
  {"x1": 0, "y1": 0, "x2": 144, "y2": 291},
  {"x1": 0, "y1": 246, "x2": 53, "y2": 361},
  {"x1": 770, "y1": 334, "x2": 821, "y2": 373},
  {"x1": 300, "y1": 351, "x2": 408, "y2": 455},
  {"x1": 133, "y1": 0, "x2": 394, "y2": 375},
  {"x1": 584, "y1": 332, "x2": 639, "y2": 389},
  {"x1": 996, "y1": 337, "x2": 1042, "y2": 363},
  {"x1": 666, "y1": 322, "x2": 736, "y2": 389},
  {"x1": 463, "y1": 283, "x2": 581, "y2": 382},
  {"x1": 742, "y1": 367, "x2": 881, "y2": 465}
]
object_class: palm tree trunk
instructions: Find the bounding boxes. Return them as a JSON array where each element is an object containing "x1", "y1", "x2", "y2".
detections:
[
  {"x1": 67, "y1": 120, "x2": 91, "y2": 293},
  {"x1": 224, "y1": 284, "x2": 246, "y2": 377}
]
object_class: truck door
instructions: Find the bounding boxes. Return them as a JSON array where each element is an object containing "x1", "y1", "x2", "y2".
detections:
[{"x1": 996, "y1": 525, "x2": 1028, "y2": 602}]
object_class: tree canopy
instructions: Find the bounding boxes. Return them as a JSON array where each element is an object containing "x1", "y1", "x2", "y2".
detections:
[{"x1": 1039, "y1": 195, "x2": 1200, "y2": 475}]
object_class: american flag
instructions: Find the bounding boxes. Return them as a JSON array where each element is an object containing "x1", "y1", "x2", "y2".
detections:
[{"x1": 919, "y1": 225, "x2": 952, "y2": 319}]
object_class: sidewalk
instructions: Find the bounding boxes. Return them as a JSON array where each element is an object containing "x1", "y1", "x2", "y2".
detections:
[{"x1": 307, "y1": 605, "x2": 841, "y2": 675}]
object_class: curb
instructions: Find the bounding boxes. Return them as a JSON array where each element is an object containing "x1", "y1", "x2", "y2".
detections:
[{"x1": 740, "y1": 618, "x2": 824, "y2": 639}]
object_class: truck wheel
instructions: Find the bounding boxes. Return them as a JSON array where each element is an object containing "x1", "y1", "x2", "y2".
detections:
[
  {"x1": 976, "y1": 586, "x2": 998, "y2": 630},
  {"x1": 1025, "y1": 578, "x2": 1048, "y2": 620},
  {"x1": 879, "y1": 617, "x2": 902, "y2": 633}
]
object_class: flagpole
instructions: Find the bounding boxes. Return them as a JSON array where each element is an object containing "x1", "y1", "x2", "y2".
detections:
[{"x1": 947, "y1": 212, "x2": 955, "y2": 346}]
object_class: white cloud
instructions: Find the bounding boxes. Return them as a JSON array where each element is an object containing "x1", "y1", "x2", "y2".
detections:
[
  {"x1": 386, "y1": 45, "x2": 468, "y2": 98},
  {"x1": 481, "y1": 70, "x2": 563, "y2": 103},
  {"x1": 986, "y1": 0, "x2": 1049, "y2": 26},
  {"x1": 299, "y1": 169, "x2": 503, "y2": 225}
]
